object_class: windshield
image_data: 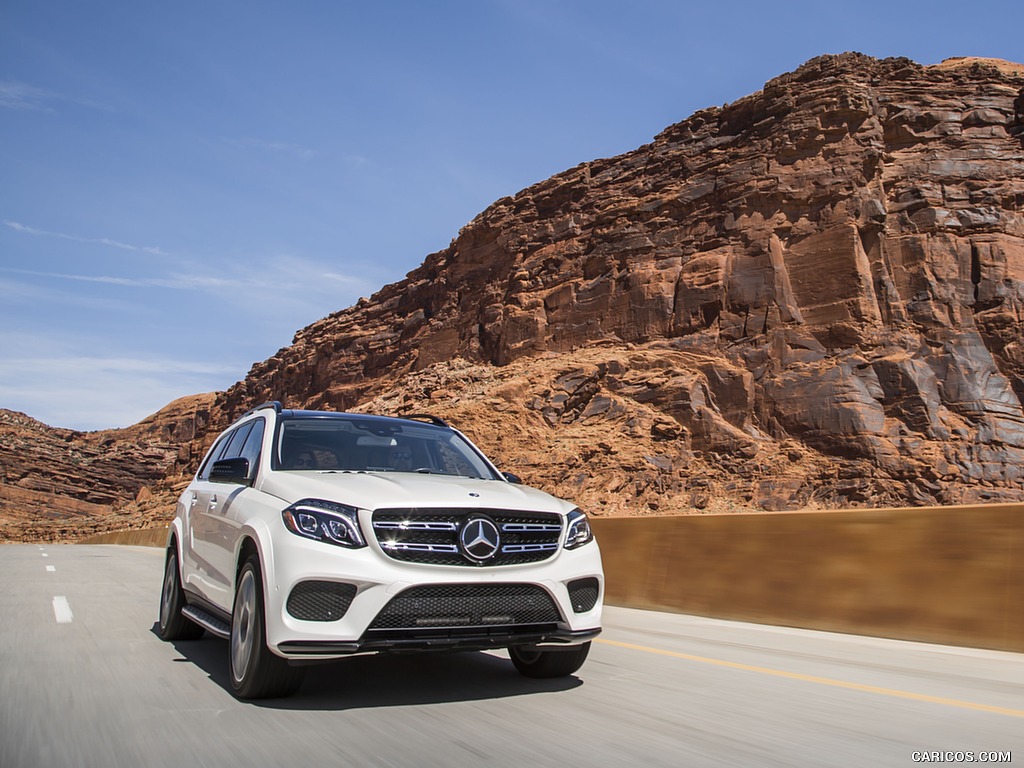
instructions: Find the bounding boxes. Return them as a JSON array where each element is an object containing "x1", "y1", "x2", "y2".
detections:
[{"x1": 273, "y1": 415, "x2": 499, "y2": 480}]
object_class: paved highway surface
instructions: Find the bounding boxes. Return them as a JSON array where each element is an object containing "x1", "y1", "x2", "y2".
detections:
[{"x1": 1, "y1": 543, "x2": 1020, "y2": 767}]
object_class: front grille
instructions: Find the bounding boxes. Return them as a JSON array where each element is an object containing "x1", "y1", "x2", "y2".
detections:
[
  {"x1": 567, "y1": 577, "x2": 600, "y2": 613},
  {"x1": 372, "y1": 508, "x2": 563, "y2": 566},
  {"x1": 367, "y1": 584, "x2": 562, "y2": 632},
  {"x1": 286, "y1": 580, "x2": 357, "y2": 622}
]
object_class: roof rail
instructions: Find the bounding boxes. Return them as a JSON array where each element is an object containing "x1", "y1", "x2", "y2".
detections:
[
  {"x1": 398, "y1": 413, "x2": 450, "y2": 428},
  {"x1": 241, "y1": 401, "x2": 283, "y2": 418}
]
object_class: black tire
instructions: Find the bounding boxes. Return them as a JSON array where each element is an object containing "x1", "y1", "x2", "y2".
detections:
[
  {"x1": 229, "y1": 556, "x2": 305, "y2": 699},
  {"x1": 509, "y1": 642, "x2": 591, "y2": 678},
  {"x1": 158, "y1": 548, "x2": 204, "y2": 641}
]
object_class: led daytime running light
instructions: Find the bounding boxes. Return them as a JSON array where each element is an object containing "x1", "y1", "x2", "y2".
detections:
[
  {"x1": 564, "y1": 508, "x2": 594, "y2": 550},
  {"x1": 282, "y1": 499, "x2": 366, "y2": 549}
]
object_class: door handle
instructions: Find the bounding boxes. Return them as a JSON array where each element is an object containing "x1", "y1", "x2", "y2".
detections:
[
  {"x1": 189, "y1": 492, "x2": 198, "y2": 508},
  {"x1": 209, "y1": 494, "x2": 218, "y2": 510}
]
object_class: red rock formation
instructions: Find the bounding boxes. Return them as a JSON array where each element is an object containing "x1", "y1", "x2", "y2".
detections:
[
  {"x1": 212, "y1": 53, "x2": 1024, "y2": 511},
  {"x1": 5, "y1": 53, "x2": 1024, "y2": 537},
  {"x1": 0, "y1": 394, "x2": 214, "y2": 541}
]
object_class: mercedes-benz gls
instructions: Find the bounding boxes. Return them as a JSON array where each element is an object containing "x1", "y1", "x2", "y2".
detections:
[{"x1": 158, "y1": 402, "x2": 603, "y2": 699}]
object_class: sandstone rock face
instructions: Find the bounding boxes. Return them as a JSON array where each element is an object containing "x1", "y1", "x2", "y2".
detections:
[
  {"x1": 209, "y1": 53, "x2": 1024, "y2": 512},
  {"x1": 5, "y1": 53, "x2": 1024, "y2": 537},
  {"x1": 0, "y1": 394, "x2": 215, "y2": 541}
]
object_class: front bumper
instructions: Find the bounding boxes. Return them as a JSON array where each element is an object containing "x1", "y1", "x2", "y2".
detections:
[
  {"x1": 278, "y1": 627, "x2": 602, "y2": 657},
  {"x1": 263, "y1": 530, "x2": 604, "y2": 660}
]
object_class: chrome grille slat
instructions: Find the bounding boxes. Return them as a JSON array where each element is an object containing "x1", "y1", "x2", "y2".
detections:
[
  {"x1": 372, "y1": 508, "x2": 563, "y2": 566},
  {"x1": 382, "y1": 542, "x2": 460, "y2": 553},
  {"x1": 501, "y1": 543, "x2": 559, "y2": 553},
  {"x1": 374, "y1": 521, "x2": 459, "y2": 531}
]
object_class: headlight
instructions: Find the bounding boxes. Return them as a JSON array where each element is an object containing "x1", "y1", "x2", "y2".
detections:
[
  {"x1": 564, "y1": 508, "x2": 594, "y2": 550},
  {"x1": 282, "y1": 499, "x2": 366, "y2": 549}
]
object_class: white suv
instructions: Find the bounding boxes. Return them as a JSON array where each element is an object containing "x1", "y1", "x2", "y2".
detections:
[{"x1": 158, "y1": 402, "x2": 603, "y2": 698}]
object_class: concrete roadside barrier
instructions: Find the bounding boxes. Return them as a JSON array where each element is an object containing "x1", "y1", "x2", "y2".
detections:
[
  {"x1": 77, "y1": 526, "x2": 169, "y2": 548},
  {"x1": 592, "y1": 503, "x2": 1024, "y2": 653}
]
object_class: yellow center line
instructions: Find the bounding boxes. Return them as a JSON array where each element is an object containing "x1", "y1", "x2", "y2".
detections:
[{"x1": 596, "y1": 638, "x2": 1024, "y2": 719}]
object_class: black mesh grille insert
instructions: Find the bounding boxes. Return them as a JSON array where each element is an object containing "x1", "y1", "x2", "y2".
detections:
[
  {"x1": 567, "y1": 577, "x2": 600, "y2": 613},
  {"x1": 372, "y1": 508, "x2": 563, "y2": 566},
  {"x1": 286, "y1": 580, "x2": 357, "y2": 622},
  {"x1": 367, "y1": 584, "x2": 562, "y2": 631}
]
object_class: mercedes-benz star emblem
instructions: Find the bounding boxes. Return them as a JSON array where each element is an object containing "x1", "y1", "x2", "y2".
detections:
[{"x1": 459, "y1": 517, "x2": 501, "y2": 562}]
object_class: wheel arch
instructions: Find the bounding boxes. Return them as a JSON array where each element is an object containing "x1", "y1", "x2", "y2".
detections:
[
  {"x1": 237, "y1": 536, "x2": 260, "y2": 576},
  {"x1": 233, "y1": 520, "x2": 277, "y2": 600},
  {"x1": 167, "y1": 517, "x2": 185, "y2": 560}
]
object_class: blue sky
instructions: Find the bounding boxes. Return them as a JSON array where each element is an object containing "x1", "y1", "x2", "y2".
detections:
[{"x1": 2, "y1": 1, "x2": 1021, "y2": 431}]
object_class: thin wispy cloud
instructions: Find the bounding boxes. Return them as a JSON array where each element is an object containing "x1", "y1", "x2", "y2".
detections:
[
  {"x1": 0, "y1": 358, "x2": 237, "y2": 430},
  {"x1": 5, "y1": 269, "x2": 144, "y2": 287},
  {"x1": 0, "y1": 79, "x2": 109, "y2": 113},
  {"x1": 2, "y1": 353, "x2": 236, "y2": 379},
  {"x1": 5, "y1": 261, "x2": 369, "y2": 294},
  {"x1": 0, "y1": 276, "x2": 54, "y2": 301},
  {"x1": 2, "y1": 257, "x2": 372, "y2": 343},
  {"x1": 0, "y1": 80, "x2": 56, "y2": 111},
  {"x1": 0, "y1": 275, "x2": 142, "y2": 313},
  {"x1": 0, "y1": 252, "x2": 372, "y2": 429},
  {"x1": 0, "y1": 331, "x2": 243, "y2": 430},
  {"x1": 4, "y1": 220, "x2": 168, "y2": 256},
  {"x1": 342, "y1": 153, "x2": 373, "y2": 169},
  {"x1": 5, "y1": 267, "x2": 215, "y2": 290}
]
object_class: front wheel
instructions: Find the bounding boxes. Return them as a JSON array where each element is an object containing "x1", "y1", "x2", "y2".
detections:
[
  {"x1": 229, "y1": 556, "x2": 305, "y2": 699},
  {"x1": 509, "y1": 642, "x2": 591, "y2": 678},
  {"x1": 158, "y1": 548, "x2": 204, "y2": 641}
]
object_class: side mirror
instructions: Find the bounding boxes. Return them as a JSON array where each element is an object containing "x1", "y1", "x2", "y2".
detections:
[
  {"x1": 210, "y1": 457, "x2": 252, "y2": 486},
  {"x1": 502, "y1": 471, "x2": 523, "y2": 485}
]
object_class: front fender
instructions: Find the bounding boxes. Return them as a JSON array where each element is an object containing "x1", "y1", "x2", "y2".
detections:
[
  {"x1": 233, "y1": 518, "x2": 278, "y2": 608},
  {"x1": 167, "y1": 514, "x2": 185, "y2": 557}
]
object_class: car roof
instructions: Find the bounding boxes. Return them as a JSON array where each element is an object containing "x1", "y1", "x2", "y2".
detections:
[
  {"x1": 279, "y1": 409, "x2": 451, "y2": 430},
  {"x1": 240, "y1": 401, "x2": 451, "y2": 430}
]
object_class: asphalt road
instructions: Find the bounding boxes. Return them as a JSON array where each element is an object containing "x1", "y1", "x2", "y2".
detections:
[{"x1": 1, "y1": 543, "x2": 1020, "y2": 768}]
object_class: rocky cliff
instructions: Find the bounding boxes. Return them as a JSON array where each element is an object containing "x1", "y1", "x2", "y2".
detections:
[
  {"x1": 5, "y1": 53, "x2": 1024, "y2": 538},
  {"x1": 209, "y1": 53, "x2": 1024, "y2": 512},
  {"x1": 0, "y1": 394, "x2": 214, "y2": 541}
]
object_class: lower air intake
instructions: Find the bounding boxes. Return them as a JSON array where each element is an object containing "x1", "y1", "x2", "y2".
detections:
[
  {"x1": 286, "y1": 580, "x2": 357, "y2": 622},
  {"x1": 367, "y1": 584, "x2": 562, "y2": 631},
  {"x1": 567, "y1": 577, "x2": 600, "y2": 613}
]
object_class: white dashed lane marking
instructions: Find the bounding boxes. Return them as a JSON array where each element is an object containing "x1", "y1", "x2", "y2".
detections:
[
  {"x1": 52, "y1": 596, "x2": 73, "y2": 624},
  {"x1": 41, "y1": 553, "x2": 48, "y2": 558},
  {"x1": 45, "y1": 565, "x2": 56, "y2": 573}
]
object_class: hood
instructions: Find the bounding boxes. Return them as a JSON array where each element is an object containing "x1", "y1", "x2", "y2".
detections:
[{"x1": 258, "y1": 470, "x2": 576, "y2": 515}]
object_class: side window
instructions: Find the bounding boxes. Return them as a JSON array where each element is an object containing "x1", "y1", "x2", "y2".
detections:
[
  {"x1": 197, "y1": 428, "x2": 237, "y2": 481},
  {"x1": 223, "y1": 422, "x2": 254, "y2": 459},
  {"x1": 197, "y1": 420, "x2": 265, "y2": 481},
  {"x1": 237, "y1": 419, "x2": 265, "y2": 476}
]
